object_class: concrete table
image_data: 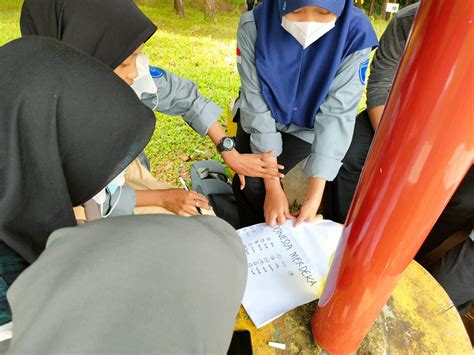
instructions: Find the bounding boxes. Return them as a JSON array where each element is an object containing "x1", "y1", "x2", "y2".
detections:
[{"x1": 234, "y1": 261, "x2": 472, "y2": 354}]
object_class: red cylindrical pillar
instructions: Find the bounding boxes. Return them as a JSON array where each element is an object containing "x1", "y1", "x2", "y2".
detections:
[{"x1": 312, "y1": 0, "x2": 474, "y2": 353}]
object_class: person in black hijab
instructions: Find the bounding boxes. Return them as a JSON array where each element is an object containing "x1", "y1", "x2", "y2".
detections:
[
  {"x1": 0, "y1": 36, "x2": 156, "y2": 323},
  {"x1": 0, "y1": 39, "x2": 247, "y2": 352},
  {"x1": 20, "y1": 0, "x2": 283, "y2": 218},
  {"x1": 20, "y1": 0, "x2": 157, "y2": 69}
]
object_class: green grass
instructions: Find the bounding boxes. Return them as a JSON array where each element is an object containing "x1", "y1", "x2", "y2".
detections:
[{"x1": 0, "y1": 0, "x2": 388, "y2": 186}]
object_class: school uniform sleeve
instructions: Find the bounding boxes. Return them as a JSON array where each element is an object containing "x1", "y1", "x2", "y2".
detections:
[
  {"x1": 236, "y1": 12, "x2": 283, "y2": 156},
  {"x1": 366, "y1": 7, "x2": 416, "y2": 110},
  {"x1": 303, "y1": 48, "x2": 372, "y2": 180},
  {"x1": 141, "y1": 71, "x2": 222, "y2": 137}
]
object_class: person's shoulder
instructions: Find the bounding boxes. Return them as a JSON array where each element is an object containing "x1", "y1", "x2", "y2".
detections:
[
  {"x1": 239, "y1": 10, "x2": 255, "y2": 28},
  {"x1": 349, "y1": 7, "x2": 373, "y2": 27},
  {"x1": 347, "y1": 7, "x2": 378, "y2": 49},
  {"x1": 395, "y1": 3, "x2": 419, "y2": 21},
  {"x1": 238, "y1": 10, "x2": 257, "y2": 43}
]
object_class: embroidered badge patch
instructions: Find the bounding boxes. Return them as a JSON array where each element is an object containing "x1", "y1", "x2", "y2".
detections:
[
  {"x1": 149, "y1": 66, "x2": 164, "y2": 79},
  {"x1": 359, "y1": 59, "x2": 369, "y2": 85},
  {"x1": 236, "y1": 47, "x2": 242, "y2": 64}
]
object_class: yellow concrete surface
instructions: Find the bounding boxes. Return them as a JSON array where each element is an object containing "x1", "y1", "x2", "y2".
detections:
[{"x1": 235, "y1": 261, "x2": 472, "y2": 354}]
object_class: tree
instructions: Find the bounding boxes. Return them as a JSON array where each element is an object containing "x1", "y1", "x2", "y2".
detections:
[
  {"x1": 204, "y1": 0, "x2": 217, "y2": 18},
  {"x1": 174, "y1": 0, "x2": 185, "y2": 17},
  {"x1": 356, "y1": 0, "x2": 363, "y2": 9},
  {"x1": 368, "y1": 0, "x2": 377, "y2": 16},
  {"x1": 381, "y1": 0, "x2": 389, "y2": 19}
]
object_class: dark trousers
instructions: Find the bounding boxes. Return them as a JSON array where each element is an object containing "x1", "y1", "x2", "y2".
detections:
[
  {"x1": 0, "y1": 241, "x2": 29, "y2": 325},
  {"x1": 335, "y1": 109, "x2": 474, "y2": 312},
  {"x1": 428, "y1": 238, "x2": 474, "y2": 315},
  {"x1": 232, "y1": 124, "x2": 311, "y2": 228},
  {"x1": 330, "y1": 110, "x2": 375, "y2": 223}
]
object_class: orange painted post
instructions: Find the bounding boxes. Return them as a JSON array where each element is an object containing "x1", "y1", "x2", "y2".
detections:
[{"x1": 312, "y1": 0, "x2": 474, "y2": 353}]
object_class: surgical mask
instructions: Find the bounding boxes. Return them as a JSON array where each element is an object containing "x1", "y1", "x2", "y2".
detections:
[
  {"x1": 92, "y1": 170, "x2": 126, "y2": 218},
  {"x1": 131, "y1": 54, "x2": 158, "y2": 109},
  {"x1": 281, "y1": 17, "x2": 336, "y2": 49}
]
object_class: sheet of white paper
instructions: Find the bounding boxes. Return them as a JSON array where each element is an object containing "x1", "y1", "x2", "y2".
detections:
[{"x1": 238, "y1": 220, "x2": 343, "y2": 328}]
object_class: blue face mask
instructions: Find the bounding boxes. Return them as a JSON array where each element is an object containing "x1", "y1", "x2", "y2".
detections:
[
  {"x1": 106, "y1": 171, "x2": 125, "y2": 196},
  {"x1": 92, "y1": 171, "x2": 126, "y2": 218},
  {"x1": 107, "y1": 182, "x2": 119, "y2": 195}
]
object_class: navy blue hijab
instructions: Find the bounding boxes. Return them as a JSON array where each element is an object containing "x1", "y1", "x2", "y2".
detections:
[{"x1": 254, "y1": 0, "x2": 378, "y2": 128}]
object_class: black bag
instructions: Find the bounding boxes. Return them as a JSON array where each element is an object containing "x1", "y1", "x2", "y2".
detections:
[{"x1": 190, "y1": 160, "x2": 240, "y2": 229}]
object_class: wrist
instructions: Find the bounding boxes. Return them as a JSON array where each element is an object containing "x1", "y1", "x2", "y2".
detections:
[{"x1": 264, "y1": 178, "x2": 282, "y2": 192}]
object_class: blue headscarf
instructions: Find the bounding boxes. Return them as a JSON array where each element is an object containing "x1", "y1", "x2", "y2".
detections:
[{"x1": 253, "y1": 0, "x2": 378, "y2": 128}]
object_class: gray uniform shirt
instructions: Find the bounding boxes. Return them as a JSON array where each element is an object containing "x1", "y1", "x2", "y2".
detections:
[
  {"x1": 366, "y1": 3, "x2": 418, "y2": 110},
  {"x1": 141, "y1": 70, "x2": 222, "y2": 137},
  {"x1": 234, "y1": 11, "x2": 372, "y2": 181},
  {"x1": 107, "y1": 70, "x2": 223, "y2": 216}
]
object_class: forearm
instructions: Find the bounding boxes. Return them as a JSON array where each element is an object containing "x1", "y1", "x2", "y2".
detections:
[
  {"x1": 305, "y1": 177, "x2": 326, "y2": 203},
  {"x1": 207, "y1": 122, "x2": 227, "y2": 146},
  {"x1": 368, "y1": 105, "x2": 385, "y2": 130},
  {"x1": 135, "y1": 189, "x2": 169, "y2": 207},
  {"x1": 263, "y1": 157, "x2": 283, "y2": 192}
]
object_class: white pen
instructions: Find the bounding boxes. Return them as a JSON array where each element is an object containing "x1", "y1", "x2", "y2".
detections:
[{"x1": 179, "y1": 177, "x2": 202, "y2": 214}]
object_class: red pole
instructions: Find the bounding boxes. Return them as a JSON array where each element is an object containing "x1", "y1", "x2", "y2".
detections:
[{"x1": 312, "y1": 1, "x2": 474, "y2": 353}]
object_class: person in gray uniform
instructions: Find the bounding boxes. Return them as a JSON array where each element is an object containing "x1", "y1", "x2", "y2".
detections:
[
  {"x1": 231, "y1": 0, "x2": 378, "y2": 228},
  {"x1": 0, "y1": 38, "x2": 247, "y2": 352},
  {"x1": 5, "y1": 215, "x2": 247, "y2": 354},
  {"x1": 20, "y1": 0, "x2": 283, "y2": 219},
  {"x1": 332, "y1": 2, "x2": 473, "y2": 315}
]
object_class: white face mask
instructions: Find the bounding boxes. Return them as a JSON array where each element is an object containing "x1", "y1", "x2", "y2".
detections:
[
  {"x1": 131, "y1": 54, "x2": 158, "y2": 106},
  {"x1": 281, "y1": 17, "x2": 336, "y2": 49}
]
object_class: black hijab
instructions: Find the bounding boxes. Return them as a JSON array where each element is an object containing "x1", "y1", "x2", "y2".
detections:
[
  {"x1": 20, "y1": 0, "x2": 157, "y2": 69},
  {"x1": 0, "y1": 37, "x2": 156, "y2": 262}
]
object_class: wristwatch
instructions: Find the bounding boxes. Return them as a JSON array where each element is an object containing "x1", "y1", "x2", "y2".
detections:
[{"x1": 216, "y1": 136, "x2": 237, "y2": 152}]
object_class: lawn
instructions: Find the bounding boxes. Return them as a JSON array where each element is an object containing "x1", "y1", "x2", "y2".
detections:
[{"x1": 0, "y1": 0, "x2": 388, "y2": 186}]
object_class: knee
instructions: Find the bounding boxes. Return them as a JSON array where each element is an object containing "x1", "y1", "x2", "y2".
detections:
[
  {"x1": 341, "y1": 143, "x2": 368, "y2": 175},
  {"x1": 232, "y1": 175, "x2": 264, "y2": 200},
  {"x1": 445, "y1": 187, "x2": 474, "y2": 216}
]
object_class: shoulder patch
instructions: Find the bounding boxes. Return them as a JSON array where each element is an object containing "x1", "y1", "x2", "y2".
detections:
[
  {"x1": 149, "y1": 66, "x2": 164, "y2": 79},
  {"x1": 358, "y1": 59, "x2": 369, "y2": 85}
]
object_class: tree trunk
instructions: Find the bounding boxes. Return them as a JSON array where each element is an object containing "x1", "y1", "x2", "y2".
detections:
[
  {"x1": 381, "y1": 0, "x2": 389, "y2": 19},
  {"x1": 204, "y1": 0, "x2": 217, "y2": 18},
  {"x1": 356, "y1": 0, "x2": 363, "y2": 9},
  {"x1": 174, "y1": 0, "x2": 185, "y2": 17},
  {"x1": 368, "y1": 0, "x2": 377, "y2": 16},
  {"x1": 406, "y1": 0, "x2": 415, "y2": 5}
]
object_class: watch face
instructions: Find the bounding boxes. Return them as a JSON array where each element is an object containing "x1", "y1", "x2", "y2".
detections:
[{"x1": 223, "y1": 137, "x2": 234, "y2": 150}]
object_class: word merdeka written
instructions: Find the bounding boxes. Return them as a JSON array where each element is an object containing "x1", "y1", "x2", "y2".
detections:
[{"x1": 271, "y1": 226, "x2": 319, "y2": 288}]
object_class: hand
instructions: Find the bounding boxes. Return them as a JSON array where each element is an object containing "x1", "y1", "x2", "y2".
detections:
[
  {"x1": 293, "y1": 200, "x2": 323, "y2": 227},
  {"x1": 263, "y1": 184, "x2": 293, "y2": 226},
  {"x1": 160, "y1": 189, "x2": 212, "y2": 217},
  {"x1": 293, "y1": 177, "x2": 326, "y2": 227},
  {"x1": 221, "y1": 149, "x2": 284, "y2": 190}
]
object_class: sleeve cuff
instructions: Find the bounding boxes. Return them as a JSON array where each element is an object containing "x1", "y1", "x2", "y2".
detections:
[
  {"x1": 187, "y1": 100, "x2": 222, "y2": 137},
  {"x1": 366, "y1": 90, "x2": 390, "y2": 111},
  {"x1": 303, "y1": 153, "x2": 343, "y2": 181},
  {"x1": 249, "y1": 132, "x2": 283, "y2": 156}
]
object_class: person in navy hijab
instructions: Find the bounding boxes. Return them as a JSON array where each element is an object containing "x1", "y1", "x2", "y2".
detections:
[{"x1": 232, "y1": 0, "x2": 378, "y2": 228}]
